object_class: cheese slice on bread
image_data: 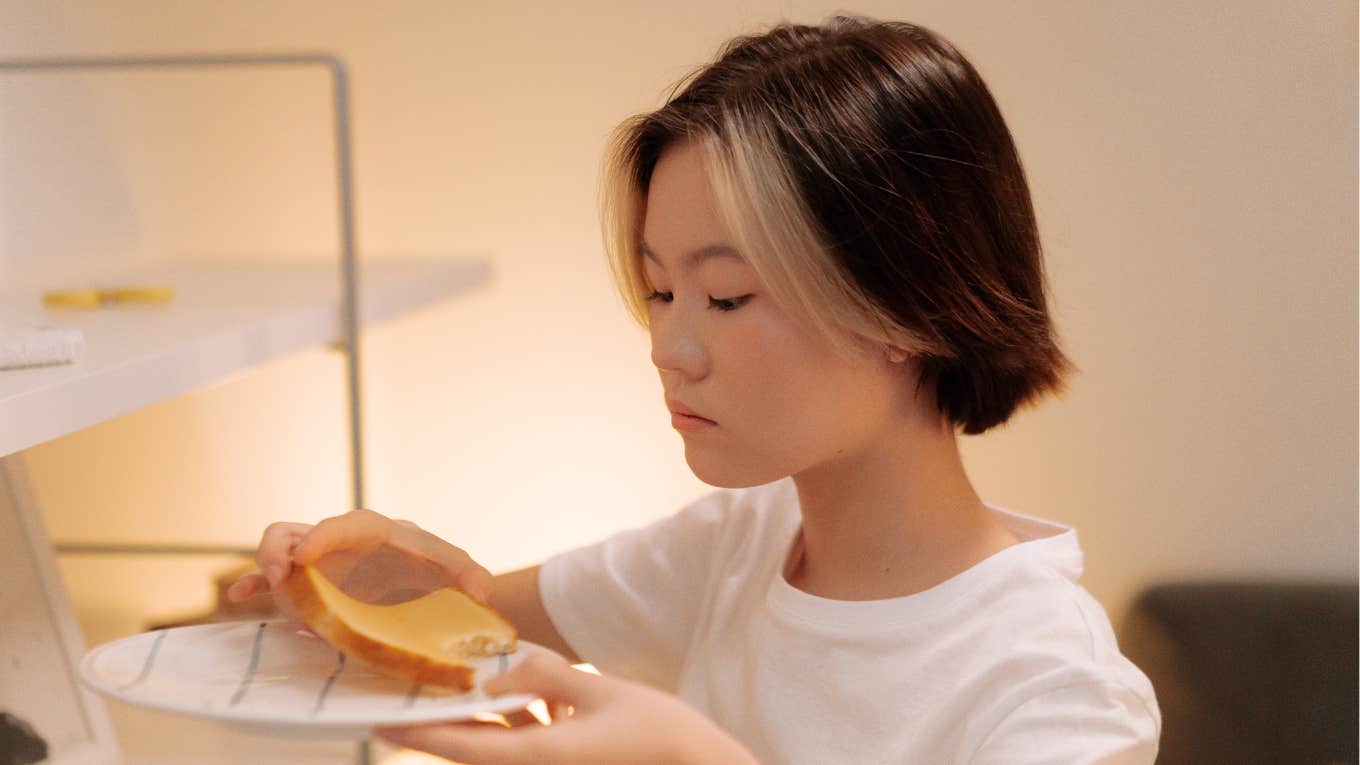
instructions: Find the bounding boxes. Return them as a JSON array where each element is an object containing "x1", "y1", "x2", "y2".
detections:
[{"x1": 280, "y1": 564, "x2": 517, "y2": 691}]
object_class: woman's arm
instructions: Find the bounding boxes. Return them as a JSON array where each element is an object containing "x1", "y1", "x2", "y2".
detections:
[
  {"x1": 378, "y1": 653, "x2": 760, "y2": 765},
  {"x1": 488, "y1": 565, "x2": 580, "y2": 664}
]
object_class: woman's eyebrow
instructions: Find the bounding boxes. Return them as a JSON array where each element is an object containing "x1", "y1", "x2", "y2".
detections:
[{"x1": 638, "y1": 240, "x2": 744, "y2": 268}]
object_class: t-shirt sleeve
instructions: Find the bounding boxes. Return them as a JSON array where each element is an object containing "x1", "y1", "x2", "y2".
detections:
[
  {"x1": 537, "y1": 492, "x2": 733, "y2": 691},
  {"x1": 967, "y1": 681, "x2": 1160, "y2": 765}
]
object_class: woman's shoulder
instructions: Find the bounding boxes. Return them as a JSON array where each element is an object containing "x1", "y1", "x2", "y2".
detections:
[
  {"x1": 949, "y1": 525, "x2": 1160, "y2": 751},
  {"x1": 960, "y1": 512, "x2": 1136, "y2": 670}
]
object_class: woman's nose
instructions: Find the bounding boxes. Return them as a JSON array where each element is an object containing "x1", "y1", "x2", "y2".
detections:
[{"x1": 649, "y1": 311, "x2": 708, "y2": 380}]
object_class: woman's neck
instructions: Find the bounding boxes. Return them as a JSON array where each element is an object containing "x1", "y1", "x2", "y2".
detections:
[{"x1": 785, "y1": 411, "x2": 1018, "y2": 601}]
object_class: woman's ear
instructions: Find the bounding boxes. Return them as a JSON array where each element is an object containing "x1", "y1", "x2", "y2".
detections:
[{"x1": 885, "y1": 345, "x2": 911, "y2": 364}]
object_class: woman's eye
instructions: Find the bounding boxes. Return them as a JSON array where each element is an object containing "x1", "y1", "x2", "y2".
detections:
[
  {"x1": 645, "y1": 290, "x2": 674, "y2": 303},
  {"x1": 709, "y1": 295, "x2": 753, "y2": 312}
]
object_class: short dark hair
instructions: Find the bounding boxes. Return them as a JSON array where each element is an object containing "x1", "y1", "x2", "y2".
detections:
[{"x1": 604, "y1": 15, "x2": 1072, "y2": 434}]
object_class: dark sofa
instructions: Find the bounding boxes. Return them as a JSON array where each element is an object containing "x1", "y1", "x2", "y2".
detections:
[{"x1": 1120, "y1": 581, "x2": 1358, "y2": 765}]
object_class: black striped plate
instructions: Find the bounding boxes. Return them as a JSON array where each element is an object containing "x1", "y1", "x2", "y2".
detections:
[{"x1": 79, "y1": 620, "x2": 553, "y2": 739}]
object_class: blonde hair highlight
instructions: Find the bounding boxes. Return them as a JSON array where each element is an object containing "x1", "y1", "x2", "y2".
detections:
[{"x1": 602, "y1": 103, "x2": 938, "y2": 361}]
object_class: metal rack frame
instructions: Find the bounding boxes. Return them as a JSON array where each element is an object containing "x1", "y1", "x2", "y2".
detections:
[
  {"x1": 0, "y1": 52, "x2": 366, "y2": 512},
  {"x1": 0, "y1": 53, "x2": 372, "y2": 765}
]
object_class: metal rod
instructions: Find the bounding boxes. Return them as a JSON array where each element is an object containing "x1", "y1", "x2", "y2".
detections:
[
  {"x1": 53, "y1": 543, "x2": 255, "y2": 556},
  {"x1": 0, "y1": 53, "x2": 341, "y2": 70},
  {"x1": 330, "y1": 57, "x2": 366, "y2": 513}
]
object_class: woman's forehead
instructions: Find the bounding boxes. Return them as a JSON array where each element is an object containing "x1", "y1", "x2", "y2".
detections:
[{"x1": 641, "y1": 143, "x2": 740, "y2": 264}]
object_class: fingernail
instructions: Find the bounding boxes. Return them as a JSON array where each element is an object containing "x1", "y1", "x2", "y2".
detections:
[{"x1": 266, "y1": 565, "x2": 283, "y2": 586}]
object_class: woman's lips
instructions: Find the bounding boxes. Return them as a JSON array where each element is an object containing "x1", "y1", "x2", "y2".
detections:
[
  {"x1": 671, "y1": 412, "x2": 717, "y2": 432},
  {"x1": 667, "y1": 400, "x2": 716, "y2": 432}
]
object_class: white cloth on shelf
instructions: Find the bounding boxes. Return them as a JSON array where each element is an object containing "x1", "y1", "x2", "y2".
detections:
[{"x1": 0, "y1": 328, "x2": 85, "y2": 370}]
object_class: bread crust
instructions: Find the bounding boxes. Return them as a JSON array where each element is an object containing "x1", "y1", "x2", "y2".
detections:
[{"x1": 280, "y1": 565, "x2": 516, "y2": 691}]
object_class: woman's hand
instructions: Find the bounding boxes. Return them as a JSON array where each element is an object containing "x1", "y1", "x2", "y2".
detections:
[
  {"x1": 225, "y1": 509, "x2": 493, "y2": 618},
  {"x1": 376, "y1": 654, "x2": 760, "y2": 765}
]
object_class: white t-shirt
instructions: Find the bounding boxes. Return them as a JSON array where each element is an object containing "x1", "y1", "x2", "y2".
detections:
[{"x1": 539, "y1": 479, "x2": 1160, "y2": 764}]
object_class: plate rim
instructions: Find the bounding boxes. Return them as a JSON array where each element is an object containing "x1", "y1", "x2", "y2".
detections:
[{"x1": 79, "y1": 620, "x2": 547, "y2": 731}]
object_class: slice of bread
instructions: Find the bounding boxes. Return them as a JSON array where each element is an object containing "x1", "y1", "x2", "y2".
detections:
[{"x1": 280, "y1": 564, "x2": 517, "y2": 691}]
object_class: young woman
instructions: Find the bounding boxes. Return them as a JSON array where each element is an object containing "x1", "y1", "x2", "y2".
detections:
[{"x1": 230, "y1": 16, "x2": 1159, "y2": 764}]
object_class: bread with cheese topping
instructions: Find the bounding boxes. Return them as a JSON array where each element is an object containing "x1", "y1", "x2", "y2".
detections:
[{"x1": 280, "y1": 564, "x2": 517, "y2": 690}]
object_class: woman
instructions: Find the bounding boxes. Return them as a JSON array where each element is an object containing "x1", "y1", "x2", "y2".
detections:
[{"x1": 231, "y1": 16, "x2": 1159, "y2": 764}]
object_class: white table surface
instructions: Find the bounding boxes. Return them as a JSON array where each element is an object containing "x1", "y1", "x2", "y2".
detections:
[{"x1": 0, "y1": 258, "x2": 489, "y2": 457}]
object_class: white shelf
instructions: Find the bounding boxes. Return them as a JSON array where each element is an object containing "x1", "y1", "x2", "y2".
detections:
[{"x1": 0, "y1": 257, "x2": 489, "y2": 457}]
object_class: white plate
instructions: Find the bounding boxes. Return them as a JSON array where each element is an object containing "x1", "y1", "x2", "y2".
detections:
[{"x1": 80, "y1": 620, "x2": 553, "y2": 739}]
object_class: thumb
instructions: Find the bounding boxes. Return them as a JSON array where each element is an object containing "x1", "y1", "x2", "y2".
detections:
[
  {"x1": 455, "y1": 565, "x2": 493, "y2": 604},
  {"x1": 484, "y1": 654, "x2": 602, "y2": 707}
]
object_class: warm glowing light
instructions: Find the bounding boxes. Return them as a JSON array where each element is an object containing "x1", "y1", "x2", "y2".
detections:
[
  {"x1": 471, "y1": 711, "x2": 510, "y2": 726},
  {"x1": 526, "y1": 698, "x2": 551, "y2": 725}
]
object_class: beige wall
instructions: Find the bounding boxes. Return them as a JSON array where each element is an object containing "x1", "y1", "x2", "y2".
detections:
[{"x1": 4, "y1": 1, "x2": 1355, "y2": 640}]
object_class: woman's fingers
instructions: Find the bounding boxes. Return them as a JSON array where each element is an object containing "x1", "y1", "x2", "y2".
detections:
[
  {"x1": 376, "y1": 721, "x2": 549, "y2": 765},
  {"x1": 483, "y1": 654, "x2": 602, "y2": 709},
  {"x1": 384, "y1": 523, "x2": 493, "y2": 602},
  {"x1": 501, "y1": 709, "x2": 544, "y2": 728},
  {"x1": 255, "y1": 521, "x2": 314, "y2": 585},
  {"x1": 293, "y1": 509, "x2": 392, "y2": 565},
  {"x1": 246, "y1": 510, "x2": 493, "y2": 613},
  {"x1": 454, "y1": 564, "x2": 494, "y2": 603},
  {"x1": 547, "y1": 699, "x2": 572, "y2": 722},
  {"x1": 225, "y1": 572, "x2": 268, "y2": 602}
]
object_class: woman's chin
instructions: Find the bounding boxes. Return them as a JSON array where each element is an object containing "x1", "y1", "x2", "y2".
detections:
[{"x1": 684, "y1": 448, "x2": 784, "y2": 489}]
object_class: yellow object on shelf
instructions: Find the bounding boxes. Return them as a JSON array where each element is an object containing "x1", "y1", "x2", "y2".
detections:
[
  {"x1": 107, "y1": 286, "x2": 174, "y2": 303},
  {"x1": 43, "y1": 286, "x2": 174, "y2": 308},
  {"x1": 42, "y1": 290, "x2": 102, "y2": 308}
]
